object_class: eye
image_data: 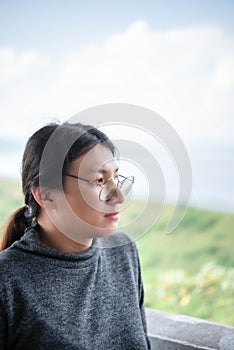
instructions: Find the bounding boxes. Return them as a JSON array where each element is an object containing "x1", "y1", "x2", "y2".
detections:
[{"x1": 96, "y1": 177, "x2": 104, "y2": 184}]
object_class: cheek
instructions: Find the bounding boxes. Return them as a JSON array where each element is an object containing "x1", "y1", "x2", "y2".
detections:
[
  {"x1": 67, "y1": 189, "x2": 102, "y2": 218},
  {"x1": 77, "y1": 187, "x2": 102, "y2": 210}
]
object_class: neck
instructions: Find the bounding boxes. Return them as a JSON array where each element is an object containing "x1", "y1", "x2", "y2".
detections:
[{"x1": 37, "y1": 214, "x2": 93, "y2": 254}]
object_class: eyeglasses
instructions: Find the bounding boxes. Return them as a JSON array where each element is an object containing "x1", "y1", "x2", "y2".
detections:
[{"x1": 63, "y1": 173, "x2": 134, "y2": 201}]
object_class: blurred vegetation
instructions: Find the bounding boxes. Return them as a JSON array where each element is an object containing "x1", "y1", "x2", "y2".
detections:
[
  {"x1": 0, "y1": 178, "x2": 234, "y2": 326},
  {"x1": 120, "y1": 200, "x2": 234, "y2": 326},
  {"x1": 0, "y1": 177, "x2": 23, "y2": 230}
]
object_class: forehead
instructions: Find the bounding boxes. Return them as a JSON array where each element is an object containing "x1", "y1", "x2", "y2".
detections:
[{"x1": 70, "y1": 144, "x2": 117, "y2": 174}]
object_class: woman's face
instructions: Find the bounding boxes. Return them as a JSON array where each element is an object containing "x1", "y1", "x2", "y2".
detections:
[{"x1": 50, "y1": 144, "x2": 125, "y2": 240}]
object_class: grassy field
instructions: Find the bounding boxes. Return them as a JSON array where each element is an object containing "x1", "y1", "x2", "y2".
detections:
[
  {"x1": 120, "y1": 200, "x2": 234, "y2": 326},
  {"x1": 1, "y1": 177, "x2": 233, "y2": 326}
]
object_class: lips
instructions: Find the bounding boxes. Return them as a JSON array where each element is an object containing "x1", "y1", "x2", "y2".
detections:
[{"x1": 104, "y1": 212, "x2": 120, "y2": 220}]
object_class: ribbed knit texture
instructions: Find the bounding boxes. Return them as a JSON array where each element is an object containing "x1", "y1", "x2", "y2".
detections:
[{"x1": 0, "y1": 228, "x2": 150, "y2": 349}]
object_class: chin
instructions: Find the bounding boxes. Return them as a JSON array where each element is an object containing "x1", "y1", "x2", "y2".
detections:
[{"x1": 92, "y1": 225, "x2": 117, "y2": 238}]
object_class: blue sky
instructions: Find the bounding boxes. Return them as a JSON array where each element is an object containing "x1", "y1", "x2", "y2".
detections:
[
  {"x1": 1, "y1": 0, "x2": 234, "y2": 54},
  {"x1": 0, "y1": 0, "x2": 234, "y2": 212},
  {"x1": 1, "y1": 0, "x2": 233, "y2": 141}
]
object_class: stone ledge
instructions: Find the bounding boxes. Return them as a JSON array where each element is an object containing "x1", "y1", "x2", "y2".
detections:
[{"x1": 146, "y1": 308, "x2": 234, "y2": 350}]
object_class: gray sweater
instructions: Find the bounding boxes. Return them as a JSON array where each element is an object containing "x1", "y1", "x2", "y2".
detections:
[{"x1": 0, "y1": 228, "x2": 151, "y2": 349}]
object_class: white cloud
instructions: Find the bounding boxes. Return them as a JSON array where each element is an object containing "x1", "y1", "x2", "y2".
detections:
[
  {"x1": 0, "y1": 21, "x2": 233, "y2": 142},
  {"x1": 211, "y1": 54, "x2": 234, "y2": 90},
  {"x1": 0, "y1": 48, "x2": 48, "y2": 86}
]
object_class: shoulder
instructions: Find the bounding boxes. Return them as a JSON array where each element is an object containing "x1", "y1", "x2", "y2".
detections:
[
  {"x1": 0, "y1": 247, "x2": 18, "y2": 265},
  {"x1": 0, "y1": 247, "x2": 25, "y2": 280},
  {"x1": 0, "y1": 249, "x2": 15, "y2": 292},
  {"x1": 96, "y1": 231, "x2": 140, "y2": 266},
  {"x1": 95, "y1": 231, "x2": 138, "y2": 252}
]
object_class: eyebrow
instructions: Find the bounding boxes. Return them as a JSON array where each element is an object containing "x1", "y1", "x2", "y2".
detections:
[{"x1": 89, "y1": 167, "x2": 119, "y2": 175}]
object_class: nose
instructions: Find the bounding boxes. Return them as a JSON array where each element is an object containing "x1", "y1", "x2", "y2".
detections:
[{"x1": 107, "y1": 187, "x2": 125, "y2": 204}]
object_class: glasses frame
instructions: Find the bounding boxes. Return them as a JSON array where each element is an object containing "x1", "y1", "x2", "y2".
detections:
[{"x1": 63, "y1": 173, "x2": 134, "y2": 201}]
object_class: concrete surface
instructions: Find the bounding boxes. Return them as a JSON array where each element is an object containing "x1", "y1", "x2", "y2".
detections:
[{"x1": 146, "y1": 308, "x2": 234, "y2": 350}]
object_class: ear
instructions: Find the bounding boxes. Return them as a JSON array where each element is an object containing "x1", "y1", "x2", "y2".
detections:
[{"x1": 31, "y1": 186, "x2": 56, "y2": 209}]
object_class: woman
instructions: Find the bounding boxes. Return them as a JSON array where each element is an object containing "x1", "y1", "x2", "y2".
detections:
[{"x1": 0, "y1": 122, "x2": 150, "y2": 349}]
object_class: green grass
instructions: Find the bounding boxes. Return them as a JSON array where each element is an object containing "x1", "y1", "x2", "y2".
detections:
[
  {"x1": 1, "y1": 178, "x2": 234, "y2": 326},
  {"x1": 119, "y1": 200, "x2": 234, "y2": 326}
]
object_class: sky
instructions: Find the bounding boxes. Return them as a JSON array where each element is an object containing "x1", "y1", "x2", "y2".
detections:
[{"x1": 0, "y1": 0, "x2": 234, "y2": 211}]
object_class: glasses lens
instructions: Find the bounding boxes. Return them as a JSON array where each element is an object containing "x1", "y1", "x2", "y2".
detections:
[
  {"x1": 100, "y1": 178, "x2": 118, "y2": 201},
  {"x1": 119, "y1": 176, "x2": 134, "y2": 197},
  {"x1": 100, "y1": 176, "x2": 134, "y2": 201}
]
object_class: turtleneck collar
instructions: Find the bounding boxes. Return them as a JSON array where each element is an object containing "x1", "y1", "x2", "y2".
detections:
[{"x1": 10, "y1": 227, "x2": 100, "y2": 268}]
